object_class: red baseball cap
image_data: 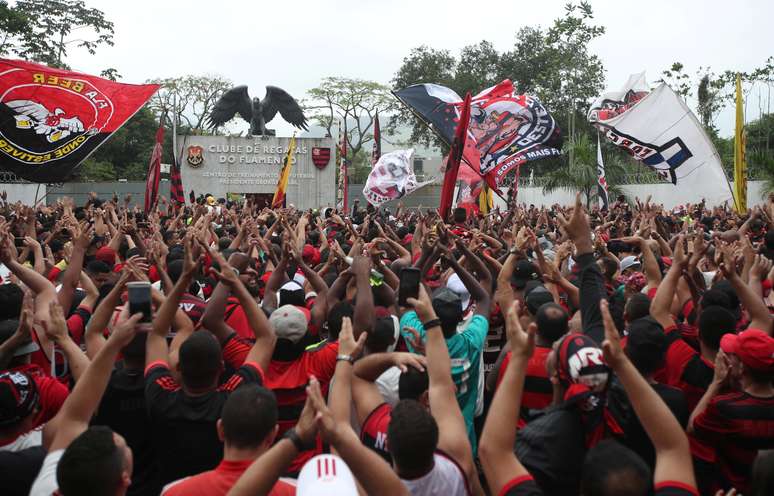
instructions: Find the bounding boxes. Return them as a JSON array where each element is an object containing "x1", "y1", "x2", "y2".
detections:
[
  {"x1": 95, "y1": 246, "x2": 116, "y2": 266},
  {"x1": 720, "y1": 329, "x2": 774, "y2": 372}
]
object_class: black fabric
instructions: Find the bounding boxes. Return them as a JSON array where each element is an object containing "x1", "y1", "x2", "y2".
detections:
[
  {"x1": 514, "y1": 405, "x2": 586, "y2": 495},
  {"x1": 0, "y1": 445, "x2": 45, "y2": 496},
  {"x1": 607, "y1": 378, "x2": 689, "y2": 469},
  {"x1": 93, "y1": 363, "x2": 160, "y2": 496},
  {"x1": 576, "y1": 252, "x2": 606, "y2": 344},
  {"x1": 144, "y1": 362, "x2": 263, "y2": 486}
]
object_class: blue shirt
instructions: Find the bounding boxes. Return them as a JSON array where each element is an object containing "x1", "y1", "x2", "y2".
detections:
[{"x1": 400, "y1": 311, "x2": 489, "y2": 453}]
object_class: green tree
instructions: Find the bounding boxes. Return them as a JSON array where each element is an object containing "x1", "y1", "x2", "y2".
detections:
[
  {"x1": 542, "y1": 133, "x2": 627, "y2": 207},
  {"x1": 146, "y1": 74, "x2": 233, "y2": 134},
  {"x1": 660, "y1": 62, "x2": 693, "y2": 101},
  {"x1": 77, "y1": 106, "x2": 158, "y2": 181},
  {"x1": 305, "y1": 77, "x2": 394, "y2": 162},
  {"x1": 391, "y1": 1, "x2": 606, "y2": 151},
  {"x1": 0, "y1": 0, "x2": 113, "y2": 68}
]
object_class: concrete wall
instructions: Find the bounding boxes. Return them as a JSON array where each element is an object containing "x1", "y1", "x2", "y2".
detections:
[
  {"x1": 348, "y1": 181, "x2": 768, "y2": 210},
  {"x1": 0, "y1": 183, "x2": 46, "y2": 204},
  {"x1": 46, "y1": 181, "x2": 170, "y2": 207}
]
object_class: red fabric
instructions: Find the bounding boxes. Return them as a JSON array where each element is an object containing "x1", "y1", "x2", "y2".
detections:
[
  {"x1": 0, "y1": 364, "x2": 68, "y2": 447},
  {"x1": 95, "y1": 246, "x2": 117, "y2": 265},
  {"x1": 497, "y1": 346, "x2": 553, "y2": 414},
  {"x1": 162, "y1": 459, "x2": 295, "y2": 495},
  {"x1": 661, "y1": 325, "x2": 714, "y2": 412},
  {"x1": 360, "y1": 402, "x2": 392, "y2": 460},
  {"x1": 224, "y1": 298, "x2": 255, "y2": 340},
  {"x1": 144, "y1": 122, "x2": 164, "y2": 214},
  {"x1": 440, "y1": 92, "x2": 471, "y2": 220},
  {"x1": 46, "y1": 266, "x2": 62, "y2": 282}
]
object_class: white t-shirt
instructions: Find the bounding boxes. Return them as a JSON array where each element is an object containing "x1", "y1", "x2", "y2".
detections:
[
  {"x1": 29, "y1": 449, "x2": 64, "y2": 496},
  {"x1": 401, "y1": 452, "x2": 470, "y2": 496},
  {"x1": 0, "y1": 428, "x2": 42, "y2": 452}
]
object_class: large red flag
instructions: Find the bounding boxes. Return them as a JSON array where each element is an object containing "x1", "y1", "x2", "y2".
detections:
[
  {"x1": 439, "y1": 92, "x2": 471, "y2": 221},
  {"x1": 144, "y1": 122, "x2": 164, "y2": 214},
  {"x1": 0, "y1": 58, "x2": 158, "y2": 182}
]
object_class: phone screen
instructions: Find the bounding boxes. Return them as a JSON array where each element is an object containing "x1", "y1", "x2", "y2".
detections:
[
  {"x1": 398, "y1": 268, "x2": 421, "y2": 307},
  {"x1": 127, "y1": 282, "x2": 152, "y2": 323}
]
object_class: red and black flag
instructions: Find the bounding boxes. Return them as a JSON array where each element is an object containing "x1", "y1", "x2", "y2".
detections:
[
  {"x1": 371, "y1": 110, "x2": 381, "y2": 166},
  {"x1": 439, "y1": 92, "x2": 471, "y2": 221},
  {"x1": 169, "y1": 161, "x2": 184, "y2": 206},
  {"x1": 0, "y1": 59, "x2": 158, "y2": 183},
  {"x1": 144, "y1": 120, "x2": 164, "y2": 215}
]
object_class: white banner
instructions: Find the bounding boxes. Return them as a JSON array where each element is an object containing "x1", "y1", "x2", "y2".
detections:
[
  {"x1": 589, "y1": 74, "x2": 733, "y2": 206},
  {"x1": 363, "y1": 149, "x2": 432, "y2": 206}
]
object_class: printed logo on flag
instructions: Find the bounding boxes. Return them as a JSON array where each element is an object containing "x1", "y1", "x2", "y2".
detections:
[
  {"x1": 311, "y1": 147, "x2": 331, "y2": 169},
  {"x1": 186, "y1": 145, "x2": 204, "y2": 167},
  {"x1": 0, "y1": 71, "x2": 111, "y2": 166},
  {"x1": 604, "y1": 129, "x2": 692, "y2": 183}
]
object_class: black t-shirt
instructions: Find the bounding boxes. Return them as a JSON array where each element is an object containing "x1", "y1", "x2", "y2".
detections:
[
  {"x1": 93, "y1": 363, "x2": 160, "y2": 496},
  {"x1": 144, "y1": 360, "x2": 264, "y2": 486},
  {"x1": 0, "y1": 445, "x2": 46, "y2": 496},
  {"x1": 608, "y1": 380, "x2": 689, "y2": 469}
]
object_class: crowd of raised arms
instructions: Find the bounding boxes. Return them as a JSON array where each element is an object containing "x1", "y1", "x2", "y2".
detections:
[{"x1": 0, "y1": 190, "x2": 773, "y2": 496}]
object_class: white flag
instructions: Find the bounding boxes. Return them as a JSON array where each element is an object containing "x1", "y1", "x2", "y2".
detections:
[
  {"x1": 363, "y1": 149, "x2": 432, "y2": 206},
  {"x1": 589, "y1": 73, "x2": 733, "y2": 206},
  {"x1": 597, "y1": 134, "x2": 609, "y2": 210}
]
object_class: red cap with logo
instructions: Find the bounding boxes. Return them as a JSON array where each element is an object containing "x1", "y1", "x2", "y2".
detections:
[{"x1": 720, "y1": 329, "x2": 774, "y2": 372}]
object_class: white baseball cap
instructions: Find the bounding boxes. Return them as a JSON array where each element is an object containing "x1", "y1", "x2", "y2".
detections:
[
  {"x1": 620, "y1": 255, "x2": 642, "y2": 272},
  {"x1": 446, "y1": 273, "x2": 471, "y2": 310},
  {"x1": 297, "y1": 454, "x2": 358, "y2": 496}
]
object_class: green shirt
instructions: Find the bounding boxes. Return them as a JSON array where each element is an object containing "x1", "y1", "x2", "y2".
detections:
[{"x1": 400, "y1": 311, "x2": 489, "y2": 453}]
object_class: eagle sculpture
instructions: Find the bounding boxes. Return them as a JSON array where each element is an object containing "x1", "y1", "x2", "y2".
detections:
[{"x1": 207, "y1": 85, "x2": 308, "y2": 136}]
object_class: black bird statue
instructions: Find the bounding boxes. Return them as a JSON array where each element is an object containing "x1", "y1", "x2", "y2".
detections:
[{"x1": 207, "y1": 85, "x2": 308, "y2": 136}]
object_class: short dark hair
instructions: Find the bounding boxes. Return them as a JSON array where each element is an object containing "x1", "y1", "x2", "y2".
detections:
[
  {"x1": 179, "y1": 332, "x2": 222, "y2": 389},
  {"x1": 388, "y1": 400, "x2": 437, "y2": 473},
  {"x1": 57, "y1": 426, "x2": 124, "y2": 496},
  {"x1": 599, "y1": 257, "x2": 619, "y2": 280},
  {"x1": 535, "y1": 303, "x2": 568, "y2": 343},
  {"x1": 221, "y1": 386, "x2": 278, "y2": 449},
  {"x1": 366, "y1": 318, "x2": 396, "y2": 353},
  {"x1": 0, "y1": 284, "x2": 23, "y2": 320},
  {"x1": 398, "y1": 367, "x2": 429, "y2": 401},
  {"x1": 453, "y1": 207, "x2": 467, "y2": 224},
  {"x1": 581, "y1": 439, "x2": 652, "y2": 496},
  {"x1": 624, "y1": 293, "x2": 651, "y2": 321},
  {"x1": 86, "y1": 260, "x2": 111, "y2": 274},
  {"x1": 327, "y1": 301, "x2": 353, "y2": 341},
  {"x1": 698, "y1": 306, "x2": 736, "y2": 351}
]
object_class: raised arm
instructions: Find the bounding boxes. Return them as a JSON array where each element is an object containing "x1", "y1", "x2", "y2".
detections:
[
  {"x1": 650, "y1": 236, "x2": 686, "y2": 330},
  {"x1": 479, "y1": 301, "x2": 536, "y2": 494},
  {"x1": 722, "y1": 251, "x2": 774, "y2": 332},
  {"x1": 85, "y1": 272, "x2": 130, "y2": 358},
  {"x1": 206, "y1": 247, "x2": 277, "y2": 372},
  {"x1": 451, "y1": 238, "x2": 492, "y2": 315},
  {"x1": 47, "y1": 312, "x2": 143, "y2": 452},
  {"x1": 42, "y1": 300, "x2": 90, "y2": 382},
  {"x1": 351, "y1": 256, "x2": 374, "y2": 338},
  {"x1": 600, "y1": 300, "x2": 697, "y2": 489},
  {"x1": 408, "y1": 285, "x2": 478, "y2": 488}
]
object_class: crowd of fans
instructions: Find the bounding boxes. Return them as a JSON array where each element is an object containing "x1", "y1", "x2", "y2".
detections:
[{"x1": 0, "y1": 189, "x2": 772, "y2": 496}]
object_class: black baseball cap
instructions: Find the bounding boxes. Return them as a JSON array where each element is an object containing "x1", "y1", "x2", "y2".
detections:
[
  {"x1": 0, "y1": 371, "x2": 39, "y2": 428},
  {"x1": 525, "y1": 285, "x2": 554, "y2": 315},
  {"x1": 512, "y1": 260, "x2": 540, "y2": 289}
]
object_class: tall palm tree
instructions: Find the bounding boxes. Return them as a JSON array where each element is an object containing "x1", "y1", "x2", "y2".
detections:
[{"x1": 542, "y1": 133, "x2": 628, "y2": 208}]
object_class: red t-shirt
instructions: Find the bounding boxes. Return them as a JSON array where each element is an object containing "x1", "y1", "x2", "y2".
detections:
[
  {"x1": 161, "y1": 459, "x2": 295, "y2": 496},
  {"x1": 499, "y1": 476, "x2": 698, "y2": 495},
  {"x1": 224, "y1": 297, "x2": 254, "y2": 340},
  {"x1": 691, "y1": 391, "x2": 774, "y2": 493},
  {"x1": 497, "y1": 346, "x2": 552, "y2": 414},
  {"x1": 221, "y1": 336, "x2": 338, "y2": 475},
  {"x1": 659, "y1": 325, "x2": 714, "y2": 412},
  {"x1": 360, "y1": 402, "x2": 392, "y2": 463}
]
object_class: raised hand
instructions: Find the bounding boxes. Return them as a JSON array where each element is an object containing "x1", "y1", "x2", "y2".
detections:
[{"x1": 600, "y1": 299, "x2": 625, "y2": 368}]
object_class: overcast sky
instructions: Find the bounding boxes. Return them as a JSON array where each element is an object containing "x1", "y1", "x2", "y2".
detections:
[{"x1": 64, "y1": 0, "x2": 773, "y2": 138}]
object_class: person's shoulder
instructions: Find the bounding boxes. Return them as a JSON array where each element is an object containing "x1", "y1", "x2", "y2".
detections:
[{"x1": 399, "y1": 310, "x2": 420, "y2": 326}]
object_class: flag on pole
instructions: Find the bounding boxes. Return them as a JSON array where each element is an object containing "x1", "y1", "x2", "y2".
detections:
[
  {"x1": 478, "y1": 183, "x2": 493, "y2": 214},
  {"x1": 363, "y1": 149, "x2": 432, "y2": 206},
  {"x1": 337, "y1": 122, "x2": 348, "y2": 212},
  {"x1": 272, "y1": 134, "x2": 297, "y2": 208},
  {"x1": 170, "y1": 99, "x2": 184, "y2": 206},
  {"x1": 144, "y1": 119, "x2": 164, "y2": 215},
  {"x1": 0, "y1": 58, "x2": 159, "y2": 182},
  {"x1": 440, "y1": 92, "x2": 471, "y2": 220},
  {"x1": 589, "y1": 73, "x2": 733, "y2": 206},
  {"x1": 371, "y1": 110, "x2": 381, "y2": 166},
  {"x1": 733, "y1": 74, "x2": 747, "y2": 213},
  {"x1": 596, "y1": 134, "x2": 609, "y2": 210}
]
